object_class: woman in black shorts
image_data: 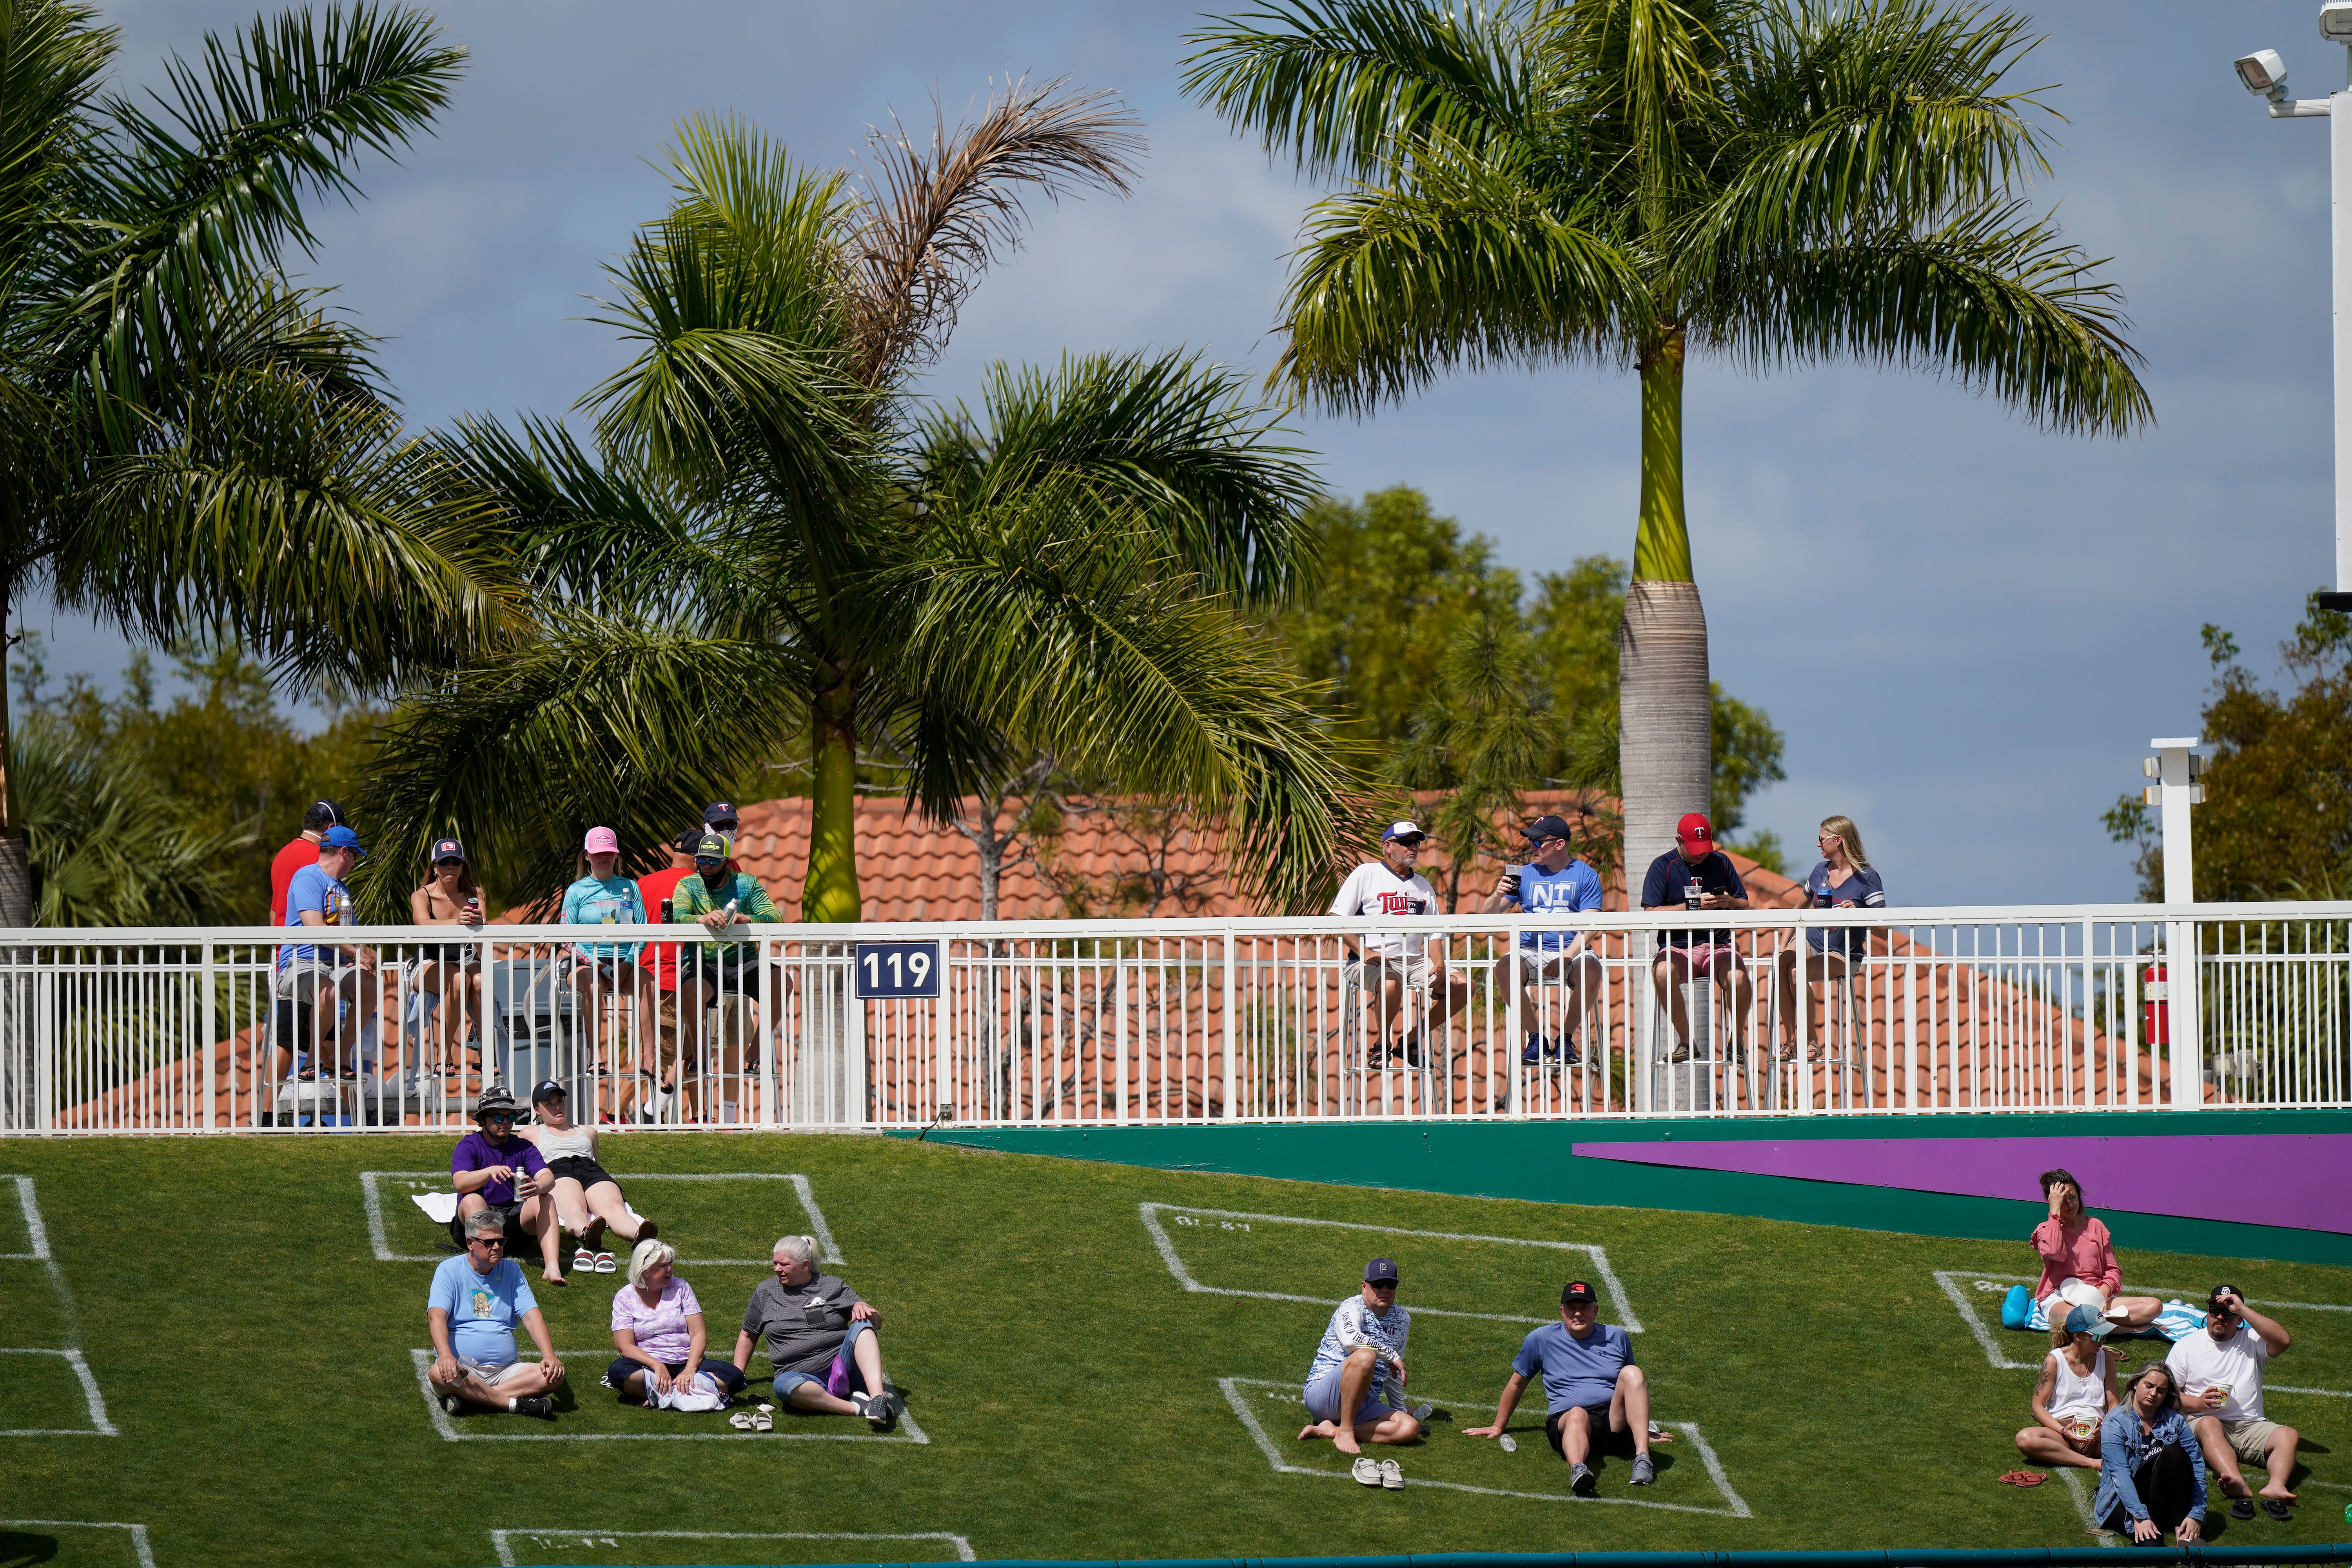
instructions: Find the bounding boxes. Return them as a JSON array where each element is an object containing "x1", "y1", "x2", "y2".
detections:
[
  {"x1": 515, "y1": 1080, "x2": 656, "y2": 1276},
  {"x1": 408, "y1": 837, "x2": 487, "y2": 1067}
]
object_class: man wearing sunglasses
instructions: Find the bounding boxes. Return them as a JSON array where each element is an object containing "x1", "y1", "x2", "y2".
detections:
[
  {"x1": 2168, "y1": 1285, "x2": 2299, "y2": 1519},
  {"x1": 427, "y1": 1208, "x2": 563, "y2": 1420},
  {"x1": 1297, "y1": 1257, "x2": 1419, "y2": 1486},
  {"x1": 448, "y1": 1089, "x2": 557, "y2": 1280}
]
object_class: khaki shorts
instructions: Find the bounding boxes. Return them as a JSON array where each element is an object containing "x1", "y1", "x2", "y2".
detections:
[
  {"x1": 2219, "y1": 1416, "x2": 2282, "y2": 1462},
  {"x1": 458, "y1": 1354, "x2": 525, "y2": 1386}
]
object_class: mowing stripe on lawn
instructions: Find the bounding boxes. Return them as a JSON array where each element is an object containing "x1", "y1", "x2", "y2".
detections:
[
  {"x1": 362, "y1": 1171, "x2": 844, "y2": 1265},
  {"x1": 1142, "y1": 1204, "x2": 1641, "y2": 1330},
  {"x1": 1934, "y1": 1270, "x2": 2352, "y2": 1397},
  {"x1": 0, "y1": 1520, "x2": 154, "y2": 1568},
  {"x1": 489, "y1": 1529, "x2": 975, "y2": 1565},
  {"x1": 407, "y1": 1350, "x2": 927, "y2": 1443},
  {"x1": 1217, "y1": 1378, "x2": 1749, "y2": 1516}
]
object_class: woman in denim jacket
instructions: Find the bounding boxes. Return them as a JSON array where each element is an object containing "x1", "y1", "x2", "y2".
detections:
[{"x1": 2095, "y1": 1363, "x2": 2207, "y2": 1544}]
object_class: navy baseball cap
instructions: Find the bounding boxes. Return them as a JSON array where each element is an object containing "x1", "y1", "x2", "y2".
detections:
[
  {"x1": 431, "y1": 838, "x2": 465, "y2": 862},
  {"x1": 1364, "y1": 1257, "x2": 1399, "y2": 1284},
  {"x1": 1562, "y1": 1280, "x2": 1599, "y2": 1305},
  {"x1": 704, "y1": 802, "x2": 739, "y2": 826},
  {"x1": 320, "y1": 825, "x2": 366, "y2": 857},
  {"x1": 530, "y1": 1079, "x2": 567, "y2": 1105},
  {"x1": 1524, "y1": 814, "x2": 1572, "y2": 843}
]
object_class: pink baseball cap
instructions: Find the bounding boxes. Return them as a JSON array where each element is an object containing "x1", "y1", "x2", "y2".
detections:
[{"x1": 583, "y1": 826, "x2": 620, "y2": 855}]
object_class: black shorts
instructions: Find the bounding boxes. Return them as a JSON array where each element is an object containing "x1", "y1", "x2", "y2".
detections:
[
  {"x1": 447, "y1": 1200, "x2": 525, "y2": 1250},
  {"x1": 547, "y1": 1155, "x2": 617, "y2": 1191},
  {"x1": 412, "y1": 944, "x2": 478, "y2": 966},
  {"x1": 1545, "y1": 1403, "x2": 1632, "y2": 1457},
  {"x1": 684, "y1": 947, "x2": 759, "y2": 999}
]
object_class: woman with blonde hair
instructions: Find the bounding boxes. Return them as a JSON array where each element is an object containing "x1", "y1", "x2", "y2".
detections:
[
  {"x1": 1773, "y1": 815, "x2": 1886, "y2": 1060},
  {"x1": 606, "y1": 1237, "x2": 744, "y2": 1408}
]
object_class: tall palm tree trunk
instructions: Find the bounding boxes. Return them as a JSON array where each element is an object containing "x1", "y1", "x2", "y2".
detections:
[
  {"x1": 805, "y1": 660, "x2": 863, "y2": 923},
  {"x1": 1618, "y1": 325, "x2": 1711, "y2": 869},
  {"x1": 0, "y1": 591, "x2": 29, "y2": 928}
]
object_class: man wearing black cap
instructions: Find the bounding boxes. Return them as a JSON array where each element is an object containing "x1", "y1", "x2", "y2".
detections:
[
  {"x1": 1298, "y1": 1256, "x2": 1419, "y2": 1485},
  {"x1": 1483, "y1": 815, "x2": 1606, "y2": 1065},
  {"x1": 2167, "y1": 1285, "x2": 2299, "y2": 1518},
  {"x1": 1467, "y1": 1280, "x2": 1661, "y2": 1494}
]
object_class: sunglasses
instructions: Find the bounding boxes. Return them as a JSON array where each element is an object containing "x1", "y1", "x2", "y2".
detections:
[
  {"x1": 1367, "y1": 1279, "x2": 1399, "y2": 1290},
  {"x1": 483, "y1": 1112, "x2": 516, "y2": 1124},
  {"x1": 435, "y1": 856, "x2": 465, "y2": 867},
  {"x1": 695, "y1": 857, "x2": 726, "y2": 868},
  {"x1": 1389, "y1": 837, "x2": 1426, "y2": 849},
  {"x1": 469, "y1": 1235, "x2": 506, "y2": 1247}
]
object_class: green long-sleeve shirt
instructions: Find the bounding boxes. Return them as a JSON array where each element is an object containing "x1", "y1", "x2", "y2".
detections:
[{"x1": 672, "y1": 869, "x2": 782, "y2": 924}]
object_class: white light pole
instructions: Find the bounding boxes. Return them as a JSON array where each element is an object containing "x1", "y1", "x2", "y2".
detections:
[
  {"x1": 2141, "y1": 737, "x2": 2208, "y2": 1106},
  {"x1": 2236, "y1": 7, "x2": 2352, "y2": 613}
]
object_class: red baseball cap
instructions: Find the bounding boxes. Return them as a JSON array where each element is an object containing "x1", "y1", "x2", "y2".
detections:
[{"x1": 1675, "y1": 811, "x2": 1715, "y2": 852}]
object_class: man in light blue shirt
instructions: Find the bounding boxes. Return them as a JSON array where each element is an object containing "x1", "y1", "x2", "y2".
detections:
[
  {"x1": 274, "y1": 825, "x2": 381, "y2": 1078},
  {"x1": 1482, "y1": 816, "x2": 1606, "y2": 1065},
  {"x1": 1466, "y1": 1280, "x2": 1662, "y2": 1495},
  {"x1": 427, "y1": 1210, "x2": 565, "y2": 1420}
]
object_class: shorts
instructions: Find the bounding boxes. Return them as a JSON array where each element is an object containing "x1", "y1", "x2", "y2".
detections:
[
  {"x1": 410, "y1": 944, "x2": 479, "y2": 967},
  {"x1": 1302, "y1": 1362, "x2": 1401, "y2": 1428},
  {"x1": 457, "y1": 1354, "x2": 526, "y2": 1386},
  {"x1": 773, "y1": 1318, "x2": 872, "y2": 1402},
  {"x1": 564, "y1": 954, "x2": 641, "y2": 985},
  {"x1": 2217, "y1": 1415, "x2": 2283, "y2": 1462},
  {"x1": 546, "y1": 1155, "x2": 617, "y2": 1191},
  {"x1": 1658, "y1": 944, "x2": 1739, "y2": 979},
  {"x1": 2038, "y1": 1279, "x2": 2111, "y2": 1321},
  {"x1": 1352, "y1": 952, "x2": 1431, "y2": 989},
  {"x1": 1544, "y1": 1403, "x2": 1633, "y2": 1456},
  {"x1": 683, "y1": 946, "x2": 761, "y2": 1000},
  {"x1": 274, "y1": 956, "x2": 352, "y2": 1001},
  {"x1": 604, "y1": 1356, "x2": 746, "y2": 1405},
  {"x1": 1517, "y1": 949, "x2": 1603, "y2": 987},
  {"x1": 446, "y1": 1200, "x2": 527, "y2": 1250}
]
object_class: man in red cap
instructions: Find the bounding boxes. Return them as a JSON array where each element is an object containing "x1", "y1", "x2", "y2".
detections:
[{"x1": 1639, "y1": 811, "x2": 1752, "y2": 1062}]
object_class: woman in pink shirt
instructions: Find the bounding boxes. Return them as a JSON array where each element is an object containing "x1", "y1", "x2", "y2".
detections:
[
  {"x1": 605, "y1": 1240, "x2": 746, "y2": 1406},
  {"x1": 2031, "y1": 1169, "x2": 2161, "y2": 1329}
]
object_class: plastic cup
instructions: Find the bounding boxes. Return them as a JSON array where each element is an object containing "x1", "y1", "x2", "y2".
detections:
[{"x1": 1498, "y1": 1434, "x2": 1517, "y2": 1453}]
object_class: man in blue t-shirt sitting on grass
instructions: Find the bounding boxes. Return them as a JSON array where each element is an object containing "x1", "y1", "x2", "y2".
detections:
[
  {"x1": 427, "y1": 1209, "x2": 565, "y2": 1421},
  {"x1": 1465, "y1": 1280, "x2": 1668, "y2": 1495}
]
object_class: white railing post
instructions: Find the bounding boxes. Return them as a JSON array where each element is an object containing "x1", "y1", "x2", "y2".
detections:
[
  {"x1": 2169, "y1": 917, "x2": 2204, "y2": 1110},
  {"x1": 1221, "y1": 927, "x2": 1236, "y2": 1121},
  {"x1": 200, "y1": 939, "x2": 216, "y2": 1132}
]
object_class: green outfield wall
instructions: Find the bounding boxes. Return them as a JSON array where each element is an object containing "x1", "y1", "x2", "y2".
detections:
[{"x1": 901, "y1": 1109, "x2": 2352, "y2": 1265}]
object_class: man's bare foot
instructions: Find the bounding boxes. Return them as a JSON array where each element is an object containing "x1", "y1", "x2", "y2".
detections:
[
  {"x1": 541, "y1": 1271, "x2": 566, "y2": 1287},
  {"x1": 1332, "y1": 1428, "x2": 1363, "y2": 1455},
  {"x1": 1296, "y1": 1423, "x2": 1331, "y2": 1442},
  {"x1": 2218, "y1": 1475, "x2": 2254, "y2": 1499},
  {"x1": 2259, "y1": 1483, "x2": 2297, "y2": 1503}
]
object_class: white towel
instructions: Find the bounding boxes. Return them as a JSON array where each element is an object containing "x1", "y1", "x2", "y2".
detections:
[
  {"x1": 653, "y1": 1371, "x2": 728, "y2": 1412},
  {"x1": 410, "y1": 1191, "x2": 460, "y2": 1225}
]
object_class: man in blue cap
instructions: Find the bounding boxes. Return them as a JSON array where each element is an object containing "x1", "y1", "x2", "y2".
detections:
[
  {"x1": 1297, "y1": 1256, "x2": 1419, "y2": 1488},
  {"x1": 1483, "y1": 814, "x2": 1606, "y2": 1065},
  {"x1": 275, "y1": 824, "x2": 381, "y2": 1076}
]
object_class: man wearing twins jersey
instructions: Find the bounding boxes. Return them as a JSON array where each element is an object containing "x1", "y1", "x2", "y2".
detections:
[
  {"x1": 1483, "y1": 814, "x2": 1607, "y2": 1066},
  {"x1": 1329, "y1": 821, "x2": 1468, "y2": 1064},
  {"x1": 1298, "y1": 1256, "x2": 1421, "y2": 1481}
]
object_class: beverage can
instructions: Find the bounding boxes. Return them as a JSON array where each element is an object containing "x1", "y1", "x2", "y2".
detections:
[
  {"x1": 659, "y1": 898, "x2": 673, "y2": 926},
  {"x1": 1500, "y1": 871, "x2": 1521, "y2": 901}
]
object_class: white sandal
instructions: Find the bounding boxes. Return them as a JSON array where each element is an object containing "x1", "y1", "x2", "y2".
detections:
[
  {"x1": 729, "y1": 1409, "x2": 756, "y2": 1430},
  {"x1": 752, "y1": 1406, "x2": 773, "y2": 1432}
]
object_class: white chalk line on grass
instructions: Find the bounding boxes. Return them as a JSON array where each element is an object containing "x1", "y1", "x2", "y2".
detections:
[
  {"x1": 1142, "y1": 1204, "x2": 1641, "y2": 1331},
  {"x1": 363, "y1": 1171, "x2": 842, "y2": 1265},
  {"x1": 1934, "y1": 1270, "x2": 2352, "y2": 1398},
  {"x1": 408, "y1": 1350, "x2": 927, "y2": 1444},
  {"x1": 0, "y1": 1176, "x2": 51, "y2": 1260},
  {"x1": 0, "y1": 1520, "x2": 154, "y2": 1568},
  {"x1": 0, "y1": 1349, "x2": 115, "y2": 1435},
  {"x1": 491, "y1": 1529, "x2": 975, "y2": 1566},
  {"x1": 1217, "y1": 1377, "x2": 1748, "y2": 1517}
]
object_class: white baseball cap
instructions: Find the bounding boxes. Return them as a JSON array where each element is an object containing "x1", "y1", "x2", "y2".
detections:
[{"x1": 1382, "y1": 821, "x2": 1426, "y2": 844}]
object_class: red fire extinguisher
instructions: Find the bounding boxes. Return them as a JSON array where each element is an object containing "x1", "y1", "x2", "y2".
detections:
[{"x1": 2143, "y1": 963, "x2": 2169, "y2": 1045}]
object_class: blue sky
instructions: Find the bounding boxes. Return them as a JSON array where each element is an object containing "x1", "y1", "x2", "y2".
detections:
[{"x1": 44, "y1": 0, "x2": 2342, "y2": 906}]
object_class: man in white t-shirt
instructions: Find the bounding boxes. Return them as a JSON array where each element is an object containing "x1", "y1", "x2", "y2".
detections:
[
  {"x1": 1329, "y1": 822, "x2": 1467, "y2": 1064},
  {"x1": 2166, "y1": 1284, "x2": 2298, "y2": 1516}
]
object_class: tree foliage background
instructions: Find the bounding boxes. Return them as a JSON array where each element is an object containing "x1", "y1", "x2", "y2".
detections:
[{"x1": 2104, "y1": 597, "x2": 2352, "y2": 902}]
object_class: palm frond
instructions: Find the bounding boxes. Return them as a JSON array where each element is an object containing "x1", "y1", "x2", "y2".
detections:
[
  {"x1": 890, "y1": 478, "x2": 1368, "y2": 913},
  {"x1": 846, "y1": 76, "x2": 1142, "y2": 386},
  {"x1": 938, "y1": 350, "x2": 1321, "y2": 603},
  {"x1": 1273, "y1": 130, "x2": 1643, "y2": 412},
  {"x1": 40, "y1": 3, "x2": 463, "y2": 417},
  {"x1": 0, "y1": 0, "x2": 113, "y2": 259},
  {"x1": 15, "y1": 710, "x2": 250, "y2": 925},
  {"x1": 1181, "y1": 0, "x2": 1532, "y2": 181},
  {"x1": 1707, "y1": 198, "x2": 2149, "y2": 434},
  {"x1": 56, "y1": 363, "x2": 528, "y2": 690}
]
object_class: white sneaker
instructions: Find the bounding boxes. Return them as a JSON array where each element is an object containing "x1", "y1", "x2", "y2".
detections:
[
  {"x1": 1378, "y1": 1458, "x2": 1404, "y2": 1490},
  {"x1": 593, "y1": 1251, "x2": 616, "y2": 1273},
  {"x1": 1351, "y1": 1455, "x2": 1383, "y2": 1488}
]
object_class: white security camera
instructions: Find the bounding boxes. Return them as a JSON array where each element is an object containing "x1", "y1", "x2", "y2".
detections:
[
  {"x1": 2236, "y1": 48, "x2": 2288, "y2": 95},
  {"x1": 2323, "y1": 2, "x2": 2352, "y2": 45}
]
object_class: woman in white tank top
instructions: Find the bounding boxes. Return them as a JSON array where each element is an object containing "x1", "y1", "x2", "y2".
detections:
[
  {"x1": 513, "y1": 1081, "x2": 657, "y2": 1283},
  {"x1": 2013, "y1": 1307, "x2": 2119, "y2": 1470}
]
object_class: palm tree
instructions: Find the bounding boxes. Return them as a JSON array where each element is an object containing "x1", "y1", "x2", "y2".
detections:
[
  {"x1": 360, "y1": 101, "x2": 1359, "y2": 918},
  {"x1": 1183, "y1": 0, "x2": 2150, "y2": 861},
  {"x1": 0, "y1": 0, "x2": 519, "y2": 924}
]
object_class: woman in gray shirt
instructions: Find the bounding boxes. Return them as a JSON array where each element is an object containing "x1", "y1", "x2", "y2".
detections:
[{"x1": 730, "y1": 1234, "x2": 893, "y2": 1429}]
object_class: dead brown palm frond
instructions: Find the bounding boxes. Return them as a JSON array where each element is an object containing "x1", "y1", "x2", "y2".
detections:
[{"x1": 846, "y1": 76, "x2": 1144, "y2": 387}]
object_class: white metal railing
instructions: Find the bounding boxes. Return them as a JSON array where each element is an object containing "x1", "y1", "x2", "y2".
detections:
[{"x1": 0, "y1": 903, "x2": 2344, "y2": 1134}]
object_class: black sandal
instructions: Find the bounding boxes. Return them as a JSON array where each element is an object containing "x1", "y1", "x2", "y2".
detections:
[
  {"x1": 2260, "y1": 1498, "x2": 2293, "y2": 1521},
  {"x1": 2229, "y1": 1498, "x2": 2256, "y2": 1521}
]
